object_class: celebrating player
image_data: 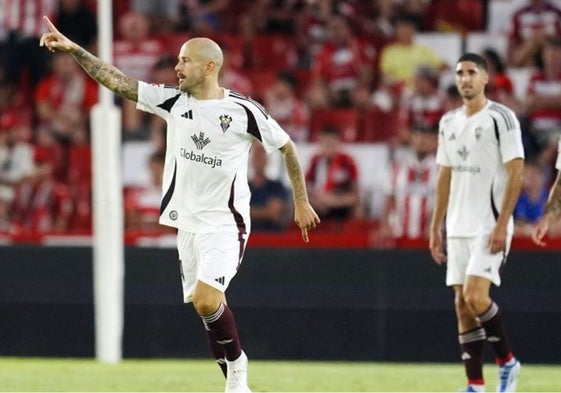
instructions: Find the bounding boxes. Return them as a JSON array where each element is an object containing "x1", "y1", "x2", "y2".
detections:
[
  {"x1": 40, "y1": 16, "x2": 320, "y2": 392},
  {"x1": 429, "y1": 53, "x2": 523, "y2": 392}
]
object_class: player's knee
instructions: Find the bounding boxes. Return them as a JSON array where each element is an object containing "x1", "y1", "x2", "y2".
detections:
[
  {"x1": 192, "y1": 295, "x2": 220, "y2": 316},
  {"x1": 463, "y1": 290, "x2": 489, "y2": 314}
]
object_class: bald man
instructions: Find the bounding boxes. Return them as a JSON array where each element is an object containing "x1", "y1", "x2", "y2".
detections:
[{"x1": 40, "y1": 17, "x2": 320, "y2": 393}]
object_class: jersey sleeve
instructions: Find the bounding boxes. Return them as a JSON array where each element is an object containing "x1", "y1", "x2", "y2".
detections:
[
  {"x1": 495, "y1": 107, "x2": 525, "y2": 163},
  {"x1": 244, "y1": 99, "x2": 290, "y2": 153},
  {"x1": 136, "y1": 81, "x2": 180, "y2": 118},
  {"x1": 435, "y1": 119, "x2": 451, "y2": 166},
  {"x1": 556, "y1": 139, "x2": 561, "y2": 170}
]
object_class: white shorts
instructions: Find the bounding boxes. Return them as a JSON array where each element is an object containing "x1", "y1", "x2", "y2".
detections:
[
  {"x1": 445, "y1": 234, "x2": 511, "y2": 287},
  {"x1": 177, "y1": 230, "x2": 249, "y2": 303}
]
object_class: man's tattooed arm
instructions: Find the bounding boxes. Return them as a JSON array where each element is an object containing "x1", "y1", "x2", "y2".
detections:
[
  {"x1": 545, "y1": 171, "x2": 561, "y2": 220},
  {"x1": 71, "y1": 47, "x2": 139, "y2": 102},
  {"x1": 280, "y1": 140, "x2": 309, "y2": 203}
]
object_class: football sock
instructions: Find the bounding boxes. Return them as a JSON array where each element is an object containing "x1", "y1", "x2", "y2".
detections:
[
  {"x1": 459, "y1": 327, "x2": 486, "y2": 385},
  {"x1": 201, "y1": 302, "x2": 242, "y2": 361},
  {"x1": 478, "y1": 302, "x2": 513, "y2": 363},
  {"x1": 204, "y1": 326, "x2": 227, "y2": 377}
]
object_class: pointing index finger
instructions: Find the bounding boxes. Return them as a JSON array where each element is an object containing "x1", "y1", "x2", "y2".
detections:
[{"x1": 43, "y1": 15, "x2": 60, "y2": 34}]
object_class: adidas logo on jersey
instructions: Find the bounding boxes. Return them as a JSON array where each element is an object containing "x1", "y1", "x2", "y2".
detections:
[
  {"x1": 214, "y1": 276, "x2": 225, "y2": 285},
  {"x1": 182, "y1": 109, "x2": 193, "y2": 119}
]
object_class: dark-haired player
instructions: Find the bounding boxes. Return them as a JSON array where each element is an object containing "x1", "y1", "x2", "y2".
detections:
[{"x1": 429, "y1": 53, "x2": 523, "y2": 392}]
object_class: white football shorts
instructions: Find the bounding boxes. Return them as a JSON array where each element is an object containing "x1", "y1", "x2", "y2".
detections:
[
  {"x1": 445, "y1": 234, "x2": 512, "y2": 287},
  {"x1": 177, "y1": 230, "x2": 249, "y2": 303}
]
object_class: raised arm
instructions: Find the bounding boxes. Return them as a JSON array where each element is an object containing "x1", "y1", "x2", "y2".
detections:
[
  {"x1": 279, "y1": 140, "x2": 320, "y2": 242},
  {"x1": 39, "y1": 16, "x2": 138, "y2": 102}
]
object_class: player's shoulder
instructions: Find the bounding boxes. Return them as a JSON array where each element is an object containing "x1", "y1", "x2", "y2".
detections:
[
  {"x1": 487, "y1": 100, "x2": 519, "y2": 130},
  {"x1": 227, "y1": 89, "x2": 270, "y2": 119},
  {"x1": 440, "y1": 107, "x2": 463, "y2": 125}
]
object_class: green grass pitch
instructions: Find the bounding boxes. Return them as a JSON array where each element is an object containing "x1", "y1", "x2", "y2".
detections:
[{"x1": 0, "y1": 357, "x2": 560, "y2": 392}]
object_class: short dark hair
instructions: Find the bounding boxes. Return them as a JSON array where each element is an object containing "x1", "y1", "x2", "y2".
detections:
[{"x1": 457, "y1": 53, "x2": 488, "y2": 72}]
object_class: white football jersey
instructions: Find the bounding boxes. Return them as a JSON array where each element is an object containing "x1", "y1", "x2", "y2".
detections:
[
  {"x1": 137, "y1": 82, "x2": 290, "y2": 233},
  {"x1": 556, "y1": 138, "x2": 561, "y2": 170},
  {"x1": 436, "y1": 100, "x2": 524, "y2": 237}
]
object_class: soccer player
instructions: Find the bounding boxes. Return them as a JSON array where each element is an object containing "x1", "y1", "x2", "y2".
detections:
[
  {"x1": 531, "y1": 140, "x2": 561, "y2": 246},
  {"x1": 429, "y1": 53, "x2": 524, "y2": 393},
  {"x1": 39, "y1": 16, "x2": 320, "y2": 393}
]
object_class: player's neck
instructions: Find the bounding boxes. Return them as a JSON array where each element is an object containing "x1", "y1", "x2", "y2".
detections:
[
  {"x1": 192, "y1": 85, "x2": 225, "y2": 100},
  {"x1": 463, "y1": 95, "x2": 487, "y2": 117}
]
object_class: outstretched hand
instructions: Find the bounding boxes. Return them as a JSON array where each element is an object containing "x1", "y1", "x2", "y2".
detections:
[
  {"x1": 294, "y1": 201, "x2": 321, "y2": 243},
  {"x1": 532, "y1": 218, "x2": 549, "y2": 247},
  {"x1": 39, "y1": 16, "x2": 77, "y2": 53}
]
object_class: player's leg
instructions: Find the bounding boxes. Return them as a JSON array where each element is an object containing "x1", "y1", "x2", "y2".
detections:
[
  {"x1": 464, "y1": 235, "x2": 520, "y2": 392},
  {"x1": 454, "y1": 285, "x2": 486, "y2": 392},
  {"x1": 447, "y1": 238, "x2": 486, "y2": 392}
]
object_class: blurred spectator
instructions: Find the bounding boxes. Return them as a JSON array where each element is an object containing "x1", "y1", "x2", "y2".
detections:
[
  {"x1": 399, "y1": 0, "x2": 430, "y2": 30},
  {"x1": 506, "y1": 0, "x2": 561, "y2": 67},
  {"x1": 177, "y1": 0, "x2": 231, "y2": 35},
  {"x1": 130, "y1": 0, "x2": 182, "y2": 34},
  {"x1": 378, "y1": 121, "x2": 438, "y2": 245},
  {"x1": 378, "y1": 14, "x2": 445, "y2": 90},
  {"x1": 0, "y1": 0, "x2": 57, "y2": 90},
  {"x1": 114, "y1": 11, "x2": 166, "y2": 137},
  {"x1": 34, "y1": 52, "x2": 98, "y2": 147},
  {"x1": 443, "y1": 83, "x2": 463, "y2": 111},
  {"x1": 354, "y1": 0, "x2": 397, "y2": 43},
  {"x1": 218, "y1": 45, "x2": 253, "y2": 97},
  {"x1": 10, "y1": 148, "x2": 73, "y2": 234},
  {"x1": 34, "y1": 52, "x2": 97, "y2": 144},
  {"x1": 0, "y1": 79, "x2": 33, "y2": 140},
  {"x1": 305, "y1": 125, "x2": 360, "y2": 222},
  {"x1": 124, "y1": 150, "x2": 174, "y2": 234},
  {"x1": 424, "y1": 0, "x2": 484, "y2": 33},
  {"x1": 264, "y1": 71, "x2": 309, "y2": 143},
  {"x1": 240, "y1": 0, "x2": 299, "y2": 38},
  {"x1": 513, "y1": 160, "x2": 552, "y2": 237},
  {"x1": 248, "y1": 142, "x2": 290, "y2": 232},
  {"x1": 306, "y1": 14, "x2": 376, "y2": 109},
  {"x1": 481, "y1": 48, "x2": 521, "y2": 114},
  {"x1": 55, "y1": 0, "x2": 97, "y2": 51},
  {"x1": 397, "y1": 65, "x2": 446, "y2": 142},
  {"x1": 524, "y1": 37, "x2": 561, "y2": 165},
  {"x1": 0, "y1": 113, "x2": 35, "y2": 232}
]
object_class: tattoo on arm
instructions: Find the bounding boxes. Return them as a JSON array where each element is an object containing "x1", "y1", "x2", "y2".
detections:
[
  {"x1": 545, "y1": 172, "x2": 561, "y2": 217},
  {"x1": 280, "y1": 141, "x2": 309, "y2": 202},
  {"x1": 72, "y1": 48, "x2": 138, "y2": 102}
]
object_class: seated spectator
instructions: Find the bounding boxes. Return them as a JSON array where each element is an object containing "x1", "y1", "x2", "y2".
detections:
[
  {"x1": 481, "y1": 48, "x2": 521, "y2": 114},
  {"x1": 305, "y1": 125, "x2": 360, "y2": 223},
  {"x1": 55, "y1": 0, "x2": 97, "y2": 51},
  {"x1": 378, "y1": 14, "x2": 445, "y2": 90},
  {"x1": 248, "y1": 142, "x2": 290, "y2": 232},
  {"x1": 306, "y1": 14, "x2": 376, "y2": 109},
  {"x1": 524, "y1": 37, "x2": 561, "y2": 165},
  {"x1": 10, "y1": 148, "x2": 73, "y2": 234},
  {"x1": 240, "y1": 0, "x2": 298, "y2": 38},
  {"x1": 34, "y1": 51, "x2": 98, "y2": 146},
  {"x1": 264, "y1": 72, "x2": 310, "y2": 143},
  {"x1": 506, "y1": 0, "x2": 561, "y2": 67},
  {"x1": 177, "y1": 0, "x2": 230, "y2": 35},
  {"x1": 378, "y1": 121, "x2": 438, "y2": 245},
  {"x1": 424, "y1": 0, "x2": 484, "y2": 33},
  {"x1": 124, "y1": 150, "x2": 174, "y2": 234},
  {"x1": 114, "y1": 11, "x2": 166, "y2": 137},
  {"x1": 513, "y1": 160, "x2": 552, "y2": 237},
  {"x1": 0, "y1": 113, "x2": 35, "y2": 233}
]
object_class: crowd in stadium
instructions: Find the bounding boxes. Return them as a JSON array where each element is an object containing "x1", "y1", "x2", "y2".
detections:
[{"x1": 1, "y1": 0, "x2": 561, "y2": 245}]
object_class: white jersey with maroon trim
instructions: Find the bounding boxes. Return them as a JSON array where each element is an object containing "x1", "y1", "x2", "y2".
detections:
[
  {"x1": 436, "y1": 100, "x2": 524, "y2": 237},
  {"x1": 136, "y1": 82, "x2": 290, "y2": 234}
]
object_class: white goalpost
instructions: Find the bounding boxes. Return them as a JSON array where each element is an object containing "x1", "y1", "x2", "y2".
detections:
[{"x1": 91, "y1": 0, "x2": 124, "y2": 364}]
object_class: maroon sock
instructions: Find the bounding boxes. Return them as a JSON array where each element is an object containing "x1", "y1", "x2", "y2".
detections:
[
  {"x1": 201, "y1": 303, "x2": 242, "y2": 361},
  {"x1": 459, "y1": 327, "x2": 486, "y2": 385},
  {"x1": 204, "y1": 327, "x2": 227, "y2": 377},
  {"x1": 478, "y1": 302, "x2": 513, "y2": 363}
]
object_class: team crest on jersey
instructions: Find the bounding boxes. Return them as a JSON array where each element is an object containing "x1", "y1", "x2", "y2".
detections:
[
  {"x1": 219, "y1": 114, "x2": 232, "y2": 133},
  {"x1": 474, "y1": 126, "x2": 483, "y2": 141},
  {"x1": 457, "y1": 145, "x2": 469, "y2": 161},
  {"x1": 191, "y1": 132, "x2": 210, "y2": 150},
  {"x1": 169, "y1": 210, "x2": 178, "y2": 220}
]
